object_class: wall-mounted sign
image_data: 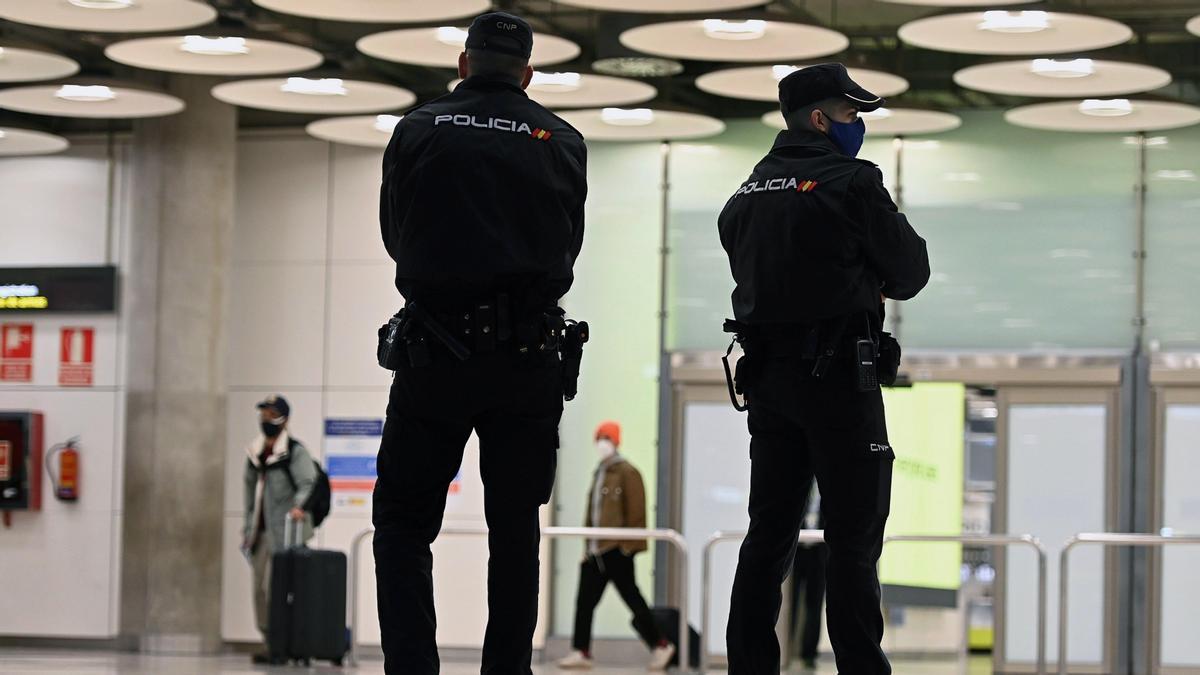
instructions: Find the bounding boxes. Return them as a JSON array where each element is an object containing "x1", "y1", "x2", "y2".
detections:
[
  {"x1": 0, "y1": 324, "x2": 33, "y2": 382},
  {"x1": 0, "y1": 266, "x2": 117, "y2": 313},
  {"x1": 59, "y1": 327, "x2": 95, "y2": 387},
  {"x1": 324, "y1": 418, "x2": 382, "y2": 515}
]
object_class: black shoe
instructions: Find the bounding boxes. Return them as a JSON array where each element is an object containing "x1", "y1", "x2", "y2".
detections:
[
  {"x1": 251, "y1": 653, "x2": 285, "y2": 665},
  {"x1": 802, "y1": 657, "x2": 817, "y2": 669}
]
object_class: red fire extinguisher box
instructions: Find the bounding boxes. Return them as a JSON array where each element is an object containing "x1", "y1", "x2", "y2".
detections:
[{"x1": 0, "y1": 412, "x2": 43, "y2": 511}]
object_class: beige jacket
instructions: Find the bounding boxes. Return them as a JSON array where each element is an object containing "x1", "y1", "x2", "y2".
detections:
[{"x1": 584, "y1": 456, "x2": 648, "y2": 555}]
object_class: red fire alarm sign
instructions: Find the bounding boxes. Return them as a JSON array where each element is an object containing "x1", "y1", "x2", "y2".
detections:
[{"x1": 0, "y1": 324, "x2": 33, "y2": 382}]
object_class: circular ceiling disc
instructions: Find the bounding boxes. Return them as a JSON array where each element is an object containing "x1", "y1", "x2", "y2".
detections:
[
  {"x1": 954, "y1": 60, "x2": 1171, "y2": 98},
  {"x1": 761, "y1": 108, "x2": 961, "y2": 135},
  {"x1": 358, "y1": 28, "x2": 580, "y2": 68},
  {"x1": 106, "y1": 37, "x2": 323, "y2": 76},
  {"x1": 557, "y1": 109, "x2": 725, "y2": 141},
  {"x1": 1188, "y1": 15, "x2": 1200, "y2": 38},
  {"x1": 696, "y1": 65, "x2": 908, "y2": 102},
  {"x1": 448, "y1": 74, "x2": 657, "y2": 109},
  {"x1": 619, "y1": 21, "x2": 848, "y2": 63},
  {"x1": 555, "y1": 0, "x2": 766, "y2": 13},
  {"x1": 0, "y1": 47, "x2": 80, "y2": 83},
  {"x1": 0, "y1": 128, "x2": 70, "y2": 156},
  {"x1": 307, "y1": 116, "x2": 396, "y2": 149},
  {"x1": 0, "y1": 84, "x2": 184, "y2": 119},
  {"x1": 252, "y1": 0, "x2": 490, "y2": 23},
  {"x1": 1005, "y1": 101, "x2": 1200, "y2": 133},
  {"x1": 898, "y1": 11, "x2": 1133, "y2": 55},
  {"x1": 211, "y1": 78, "x2": 415, "y2": 114},
  {"x1": 879, "y1": 0, "x2": 1036, "y2": 5},
  {"x1": 0, "y1": 0, "x2": 216, "y2": 33}
]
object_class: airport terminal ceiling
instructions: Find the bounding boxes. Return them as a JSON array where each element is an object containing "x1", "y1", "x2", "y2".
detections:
[{"x1": 0, "y1": 0, "x2": 1198, "y2": 132}]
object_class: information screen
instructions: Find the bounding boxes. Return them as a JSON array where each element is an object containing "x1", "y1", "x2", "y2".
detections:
[
  {"x1": 879, "y1": 382, "x2": 967, "y2": 605},
  {"x1": 0, "y1": 266, "x2": 117, "y2": 313}
]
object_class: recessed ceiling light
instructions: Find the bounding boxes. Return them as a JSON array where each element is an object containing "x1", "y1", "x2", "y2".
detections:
[
  {"x1": 702, "y1": 19, "x2": 766, "y2": 40},
  {"x1": 1031, "y1": 58, "x2": 1094, "y2": 78},
  {"x1": 180, "y1": 36, "x2": 249, "y2": 56},
  {"x1": 435, "y1": 26, "x2": 469, "y2": 47},
  {"x1": 530, "y1": 72, "x2": 582, "y2": 93},
  {"x1": 68, "y1": 0, "x2": 135, "y2": 8},
  {"x1": 771, "y1": 65, "x2": 799, "y2": 81},
  {"x1": 374, "y1": 114, "x2": 402, "y2": 133},
  {"x1": 55, "y1": 85, "x2": 116, "y2": 102},
  {"x1": 861, "y1": 108, "x2": 893, "y2": 120},
  {"x1": 978, "y1": 11, "x2": 1049, "y2": 34},
  {"x1": 601, "y1": 107, "x2": 654, "y2": 126},
  {"x1": 281, "y1": 77, "x2": 347, "y2": 96},
  {"x1": 593, "y1": 57, "x2": 683, "y2": 78},
  {"x1": 1079, "y1": 98, "x2": 1132, "y2": 117},
  {"x1": 1154, "y1": 169, "x2": 1197, "y2": 181}
]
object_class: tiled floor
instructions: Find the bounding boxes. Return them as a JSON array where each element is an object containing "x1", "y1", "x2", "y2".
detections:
[{"x1": 0, "y1": 649, "x2": 995, "y2": 674}]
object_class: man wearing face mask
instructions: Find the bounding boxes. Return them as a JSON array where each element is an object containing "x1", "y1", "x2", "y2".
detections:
[
  {"x1": 718, "y1": 64, "x2": 930, "y2": 674},
  {"x1": 558, "y1": 421, "x2": 676, "y2": 671},
  {"x1": 240, "y1": 394, "x2": 317, "y2": 664}
]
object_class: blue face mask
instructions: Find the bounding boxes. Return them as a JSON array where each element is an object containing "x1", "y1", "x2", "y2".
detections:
[{"x1": 824, "y1": 115, "x2": 866, "y2": 157}]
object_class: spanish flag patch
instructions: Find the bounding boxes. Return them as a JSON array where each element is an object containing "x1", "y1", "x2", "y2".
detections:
[
  {"x1": 531, "y1": 128, "x2": 552, "y2": 141},
  {"x1": 796, "y1": 180, "x2": 819, "y2": 193}
]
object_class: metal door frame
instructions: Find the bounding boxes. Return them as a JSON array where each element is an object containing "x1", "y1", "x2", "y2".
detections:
[
  {"x1": 993, "y1": 384, "x2": 1122, "y2": 674},
  {"x1": 661, "y1": 350, "x2": 1125, "y2": 669},
  {"x1": 1146, "y1": 364, "x2": 1200, "y2": 675}
]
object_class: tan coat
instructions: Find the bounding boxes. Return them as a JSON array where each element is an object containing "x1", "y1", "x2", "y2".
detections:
[{"x1": 584, "y1": 457, "x2": 648, "y2": 554}]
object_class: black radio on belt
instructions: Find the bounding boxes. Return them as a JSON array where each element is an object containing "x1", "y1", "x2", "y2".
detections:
[{"x1": 856, "y1": 338, "x2": 879, "y2": 392}]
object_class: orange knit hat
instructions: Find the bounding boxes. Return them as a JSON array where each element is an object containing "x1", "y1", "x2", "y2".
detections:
[{"x1": 595, "y1": 421, "x2": 621, "y2": 447}]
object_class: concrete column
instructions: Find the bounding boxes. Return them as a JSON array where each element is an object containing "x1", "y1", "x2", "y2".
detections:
[{"x1": 119, "y1": 75, "x2": 236, "y2": 653}]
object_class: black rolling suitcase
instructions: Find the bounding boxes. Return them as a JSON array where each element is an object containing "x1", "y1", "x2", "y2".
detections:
[{"x1": 268, "y1": 517, "x2": 349, "y2": 666}]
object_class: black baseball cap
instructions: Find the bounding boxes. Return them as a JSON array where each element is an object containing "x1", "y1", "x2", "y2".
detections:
[
  {"x1": 779, "y1": 63, "x2": 884, "y2": 115},
  {"x1": 256, "y1": 394, "x2": 290, "y2": 418},
  {"x1": 465, "y1": 11, "x2": 533, "y2": 60}
]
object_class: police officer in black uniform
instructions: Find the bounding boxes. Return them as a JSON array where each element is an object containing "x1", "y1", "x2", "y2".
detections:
[
  {"x1": 718, "y1": 64, "x2": 929, "y2": 674},
  {"x1": 373, "y1": 11, "x2": 587, "y2": 675}
]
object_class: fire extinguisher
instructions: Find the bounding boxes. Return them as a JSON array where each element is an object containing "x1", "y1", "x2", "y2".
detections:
[{"x1": 46, "y1": 437, "x2": 80, "y2": 502}]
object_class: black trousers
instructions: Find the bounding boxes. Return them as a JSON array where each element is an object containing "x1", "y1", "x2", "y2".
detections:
[
  {"x1": 727, "y1": 353, "x2": 893, "y2": 675},
  {"x1": 373, "y1": 347, "x2": 563, "y2": 675},
  {"x1": 570, "y1": 548, "x2": 664, "y2": 652}
]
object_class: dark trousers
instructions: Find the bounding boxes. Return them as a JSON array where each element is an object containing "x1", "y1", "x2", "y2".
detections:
[
  {"x1": 727, "y1": 354, "x2": 893, "y2": 675},
  {"x1": 570, "y1": 548, "x2": 664, "y2": 652},
  {"x1": 373, "y1": 348, "x2": 563, "y2": 675}
]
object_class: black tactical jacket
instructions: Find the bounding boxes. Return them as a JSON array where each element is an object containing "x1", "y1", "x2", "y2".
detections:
[
  {"x1": 718, "y1": 130, "x2": 929, "y2": 326},
  {"x1": 380, "y1": 75, "x2": 588, "y2": 310}
]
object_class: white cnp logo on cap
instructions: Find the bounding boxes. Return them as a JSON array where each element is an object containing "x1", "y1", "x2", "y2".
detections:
[{"x1": 496, "y1": 21, "x2": 518, "y2": 30}]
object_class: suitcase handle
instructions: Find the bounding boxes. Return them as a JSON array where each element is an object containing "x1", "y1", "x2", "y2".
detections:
[{"x1": 283, "y1": 514, "x2": 305, "y2": 550}]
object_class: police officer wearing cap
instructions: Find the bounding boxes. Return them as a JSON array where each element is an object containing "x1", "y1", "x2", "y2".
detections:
[
  {"x1": 718, "y1": 63, "x2": 929, "y2": 674},
  {"x1": 373, "y1": 11, "x2": 587, "y2": 675}
]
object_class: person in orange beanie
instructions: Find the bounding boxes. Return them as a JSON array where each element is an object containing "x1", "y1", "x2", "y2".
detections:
[{"x1": 558, "y1": 421, "x2": 676, "y2": 670}]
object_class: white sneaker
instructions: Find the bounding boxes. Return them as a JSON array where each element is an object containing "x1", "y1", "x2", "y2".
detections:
[
  {"x1": 647, "y1": 643, "x2": 676, "y2": 671},
  {"x1": 557, "y1": 650, "x2": 594, "y2": 670}
]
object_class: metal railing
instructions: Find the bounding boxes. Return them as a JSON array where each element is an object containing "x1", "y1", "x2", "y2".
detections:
[
  {"x1": 699, "y1": 531, "x2": 1048, "y2": 675},
  {"x1": 1057, "y1": 532, "x2": 1200, "y2": 675},
  {"x1": 699, "y1": 529, "x2": 827, "y2": 674},
  {"x1": 348, "y1": 525, "x2": 691, "y2": 670}
]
